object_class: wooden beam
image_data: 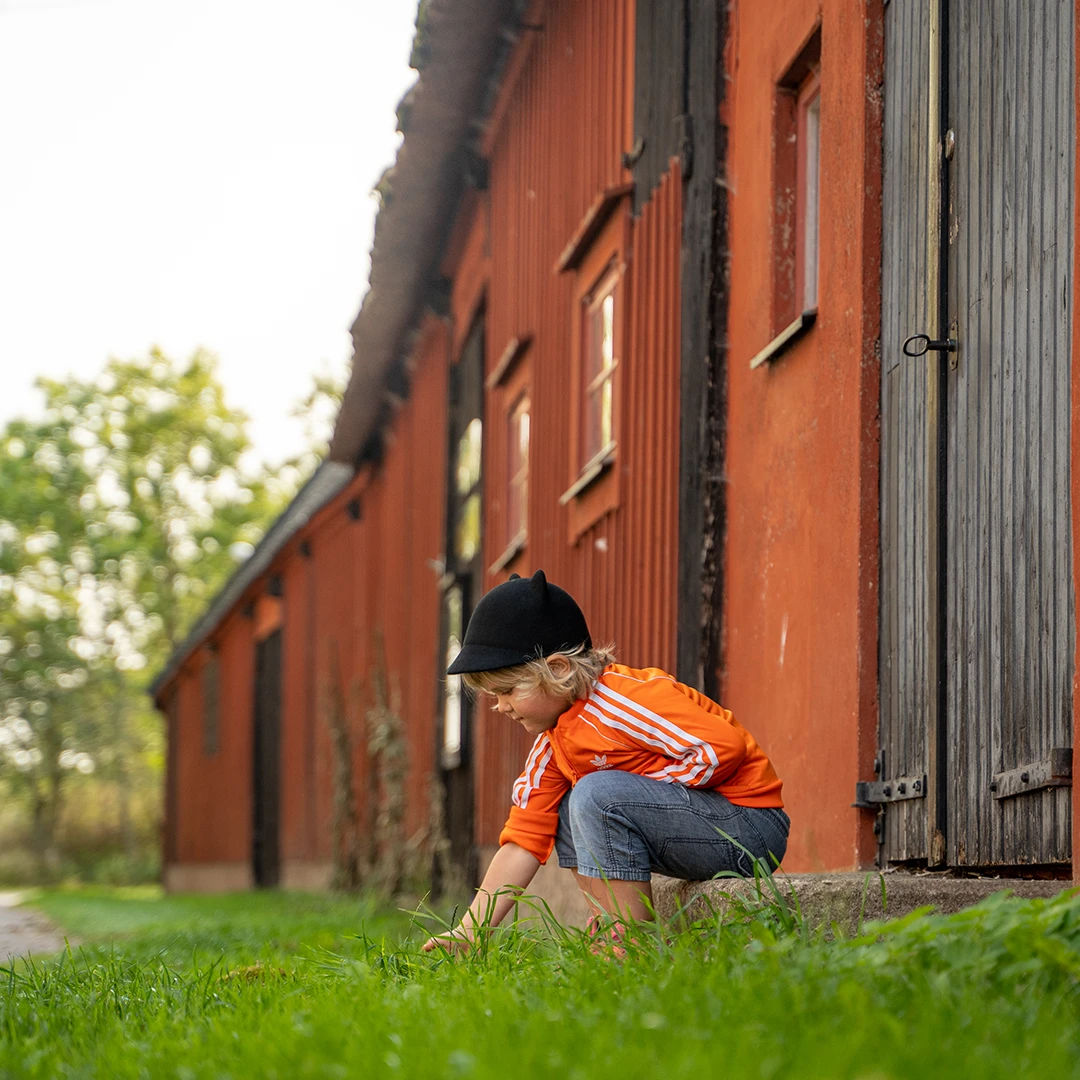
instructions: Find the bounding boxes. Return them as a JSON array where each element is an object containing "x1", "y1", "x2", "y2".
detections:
[{"x1": 676, "y1": 0, "x2": 726, "y2": 698}]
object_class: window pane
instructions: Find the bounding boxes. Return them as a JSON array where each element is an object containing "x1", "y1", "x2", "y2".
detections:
[
  {"x1": 507, "y1": 412, "x2": 521, "y2": 537},
  {"x1": 519, "y1": 405, "x2": 529, "y2": 533},
  {"x1": 456, "y1": 417, "x2": 482, "y2": 495},
  {"x1": 587, "y1": 304, "x2": 604, "y2": 382},
  {"x1": 455, "y1": 492, "x2": 481, "y2": 562},
  {"x1": 582, "y1": 277, "x2": 617, "y2": 468},
  {"x1": 519, "y1": 408, "x2": 530, "y2": 461},
  {"x1": 584, "y1": 386, "x2": 601, "y2": 463},
  {"x1": 443, "y1": 587, "x2": 463, "y2": 757},
  {"x1": 507, "y1": 397, "x2": 529, "y2": 538},
  {"x1": 803, "y1": 94, "x2": 820, "y2": 310},
  {"x1": 601, "y1": 293, "x2": 614, "y2": 369},
  {"x1": 507, "y1": 406, "x2": 521, "y2": 477},
  {"x1": 508, "y1": 480, "x2": 520, "y2": 538},
  {"x1": 600, "y1": 376, "x2": 613, "y2": 449}
]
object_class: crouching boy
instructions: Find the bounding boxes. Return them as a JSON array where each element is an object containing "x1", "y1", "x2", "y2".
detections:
[{"x1": 422, "y1": 570, "x2": 788, "y2": 953}]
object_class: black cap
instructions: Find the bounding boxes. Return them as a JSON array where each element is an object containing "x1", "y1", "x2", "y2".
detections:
[{"x1": 446, "y1": 569, "x2": 592, "y2": 675}]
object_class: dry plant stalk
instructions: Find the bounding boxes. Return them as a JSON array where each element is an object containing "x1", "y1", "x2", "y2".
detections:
[
  {"x1": 323, "y1": 629, "x2": 465, "y2": 900},
  {"x1": 365, "y1": 629, "x2": 409, "y2": 897},
  {"x1": 321, "y1": 639, "x2": 361, "y2": 891},
  {"x1": 427, "y1": 769, "x2": 468, "y2": 900}
]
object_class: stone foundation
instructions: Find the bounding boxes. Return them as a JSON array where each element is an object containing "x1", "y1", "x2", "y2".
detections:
[
  {"x1": 163, "y1": 862, "x2": 252, "y2": 893},
  {"x1": 280, "y1": 861, "x2": 334, "y2": 890},
  {"x1": 651, "y1": 871, "x2": 1073, "y2": 936}
]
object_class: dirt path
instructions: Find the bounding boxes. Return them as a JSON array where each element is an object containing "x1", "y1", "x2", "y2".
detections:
[{"x1": 0, "y1": 892, "x2": 68, "y2": 962}]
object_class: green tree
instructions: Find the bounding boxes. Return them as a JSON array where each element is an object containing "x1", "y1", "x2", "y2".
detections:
[
  {"x1": 0, "y1": 348, "x2": 287, "y2": 869},
  {"x1": 283, "y1": 365, "x2": 345, "y2": 488}
]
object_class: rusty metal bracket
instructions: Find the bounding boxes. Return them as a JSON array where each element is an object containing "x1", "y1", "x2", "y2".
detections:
[
  {"x1": 853, "y1": 775, "x2": 927, "y2": 809},
  {"x1": 991, "y1": 748, "x2": 1072, "y2": 800}
]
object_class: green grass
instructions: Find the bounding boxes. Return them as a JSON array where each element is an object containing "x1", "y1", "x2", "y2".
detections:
[
  {"x1": 27, "y1": 886, "x2": 410, "y2": 967},
  {"x1": 3, "y1": 884, "x2": 1080, "y2": 1079}
]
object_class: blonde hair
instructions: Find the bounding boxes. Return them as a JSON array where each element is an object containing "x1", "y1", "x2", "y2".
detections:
[{"x1": 461, "y1": 642, "x2": 617, "y2": 705}]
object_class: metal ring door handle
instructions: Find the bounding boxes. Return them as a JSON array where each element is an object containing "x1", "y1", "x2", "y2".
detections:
[{"x1": 903, "y1": 334, "x2": 957, "y2": 357}]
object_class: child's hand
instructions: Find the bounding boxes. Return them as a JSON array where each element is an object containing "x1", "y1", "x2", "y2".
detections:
[{"x1": 421, "y1": 929, "x2": 473, "y2": 955}]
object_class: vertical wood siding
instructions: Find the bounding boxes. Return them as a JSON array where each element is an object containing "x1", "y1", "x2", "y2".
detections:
[
  {"x1": 477, "y1": 0, "x2": 682, "y2": 844},
  {"x1": 881, "y1": 0, "x2": 1074, "y2": 869},
  {"x1": 946, "y1": 0, "x2": 1075, "y2": 867},
  {"x1": 279, "y1": 553, "x2": 317, "y2": 862},
  {"x1": 168, "y1": 322, "x2": 449, "y2": 877},
  {"x1": 171, "y1": 613, "x2": 255, "y2": 864},
  {"x1": 165, "y1": 0, "x2": 685, "y2": 879},
  {"x1": 880, "y1": 0, "x2": 932, "y2": 863},
  {"x1": 721, "y1": 0, "x2": 884, "y2": 873}
]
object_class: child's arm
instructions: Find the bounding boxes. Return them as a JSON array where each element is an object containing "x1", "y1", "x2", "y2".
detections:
[{"x1": 422, "y1": 842, "x2": 540, "y2": 953}]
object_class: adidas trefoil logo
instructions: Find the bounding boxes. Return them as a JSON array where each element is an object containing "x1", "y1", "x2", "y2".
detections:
[{"x1": 590, "y1": 754, "x2": 611, "y2": 769}]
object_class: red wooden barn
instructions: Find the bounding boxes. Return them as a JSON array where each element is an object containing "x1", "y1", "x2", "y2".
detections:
[{"x1": 153, "y1": 0, "x2": 1079, "y2": 896}]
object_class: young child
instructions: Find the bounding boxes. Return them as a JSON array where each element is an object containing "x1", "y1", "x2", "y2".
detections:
[{"x1": 422, "y1": 569, "x2": 788, "y2": 953}]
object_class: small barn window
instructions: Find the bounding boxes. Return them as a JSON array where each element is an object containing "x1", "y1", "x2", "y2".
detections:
[
  {"x1": 454, "y1": 417, "x2": 483, "y2": 563},
  {"x1": 755, "y1": 26, "x2": 821, "y2": 369},
  {"x1": 581, "y1": 266, "x2": 619, "y2": 469},
  {"x1": 507, "y1": 392, "x2": 530, "y2": 540},
  {"x1": 202, "y1": 654, "x2": 219, "y2": 757},
  {"x1": 487, "y1": 339, "x2": 531, "y2": 577},
  {"x1": 556, "y1": 187, "x2": 629, "y2": 539}
]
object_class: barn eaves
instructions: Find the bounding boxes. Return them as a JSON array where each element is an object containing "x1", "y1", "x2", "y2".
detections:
[{"x1": 328, "y1": 0, "x2": 527, "y2": 466}]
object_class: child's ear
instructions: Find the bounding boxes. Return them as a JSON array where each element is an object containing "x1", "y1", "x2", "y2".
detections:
[{"x1": 547, "y1": 653, "x2": 570, "y2": 675}]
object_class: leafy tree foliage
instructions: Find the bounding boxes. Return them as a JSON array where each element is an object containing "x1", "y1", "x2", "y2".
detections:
[
  {"x1": 0, "y1": 349, "x2": 289, "y2": 868},
  {"x1": 283, "y1": 365, "x2": 345, "y2": 487}
]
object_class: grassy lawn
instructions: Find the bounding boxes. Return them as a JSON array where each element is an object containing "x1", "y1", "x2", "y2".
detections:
[{"x1": 3, "y1": 883, "x2": 1079, "y2": 1079}]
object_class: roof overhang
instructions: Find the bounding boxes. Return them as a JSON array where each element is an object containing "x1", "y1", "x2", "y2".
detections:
[{"x1": 328, "y1": 0, "x2": 524, "y2": 465}]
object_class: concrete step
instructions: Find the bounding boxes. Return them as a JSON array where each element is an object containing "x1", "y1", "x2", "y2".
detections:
[{"x1": 651, "y1": 871, "x2": 1074, "y2": 935}]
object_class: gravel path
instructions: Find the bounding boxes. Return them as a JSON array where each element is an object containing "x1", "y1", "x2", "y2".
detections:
[{"x1": 0, "y1": 892, "x2": 68, "y2": 962}]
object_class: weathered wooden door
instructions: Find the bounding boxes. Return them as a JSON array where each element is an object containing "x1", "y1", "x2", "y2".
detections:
[
  {"x1": 253, "y1": 628, "x2": 282, "y2": 887},
  {"x1": 880, "y1": 0, "x2": 936, "y2": 864},
  {"x1": 879, "y1": 0, "x2": 1074, "y2": 869}
]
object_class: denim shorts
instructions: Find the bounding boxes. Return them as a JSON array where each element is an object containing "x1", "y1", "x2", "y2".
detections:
[{"x1": 553, "y1": 770, "x2": 790, "y2": 882}]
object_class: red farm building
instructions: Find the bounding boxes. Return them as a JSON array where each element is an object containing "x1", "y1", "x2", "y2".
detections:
[{"x1": 152, "y1": 0, "x2": 1080, "y2": 898}]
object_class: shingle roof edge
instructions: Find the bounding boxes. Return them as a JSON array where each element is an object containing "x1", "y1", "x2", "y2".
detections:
[{"x1": 327, "y1": 0, "x2": 525, "y2": 466}]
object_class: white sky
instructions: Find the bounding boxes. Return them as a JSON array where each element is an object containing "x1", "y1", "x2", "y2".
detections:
[{"x1": 0, "y1": 0, "x2": 418, "y2": 466}]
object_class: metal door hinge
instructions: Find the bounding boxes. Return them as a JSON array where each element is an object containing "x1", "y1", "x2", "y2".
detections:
[
  {"x1": 991, "y1": 747, "x2": 1072, "y2": 800},
  {"x1": 853, "y1": 775, "x2": 927, "y2": 809}
]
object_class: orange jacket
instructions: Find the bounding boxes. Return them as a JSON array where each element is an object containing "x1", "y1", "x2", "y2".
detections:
[{"x1": 500, "y1": 664, "x2": 784, "y2": 863}]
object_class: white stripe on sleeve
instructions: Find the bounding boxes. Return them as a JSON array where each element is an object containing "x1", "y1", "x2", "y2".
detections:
[
  {"x1": 592, "y1": 682, "x2": 720, "y2": 786},
  {"x1": 513, "y1": 734, "x2": 554, "y2": 809}
]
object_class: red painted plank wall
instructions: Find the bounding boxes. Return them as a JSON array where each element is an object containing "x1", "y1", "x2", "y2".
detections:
[
  {"x1": 357, "y1": 317, "x2": 448, "y2": 838},
  {"x1": 171, "y1": 610, "x2": 254, "y2": 864},
  {"x1": 469, "y1": 0, "x2": 683, "y2": 848},
  {"x1": 721, "y1": 1, "x2": 883, "y2": 871},
  {"x1": 280, "y1": 549, "x2": 318, "y2": 864},
  {"x1": 165, "y1": 0, "x2": 685, "y2": 880},
  {"x1": 167, "y1": 317, "x2": 450, "y2": 876}
]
